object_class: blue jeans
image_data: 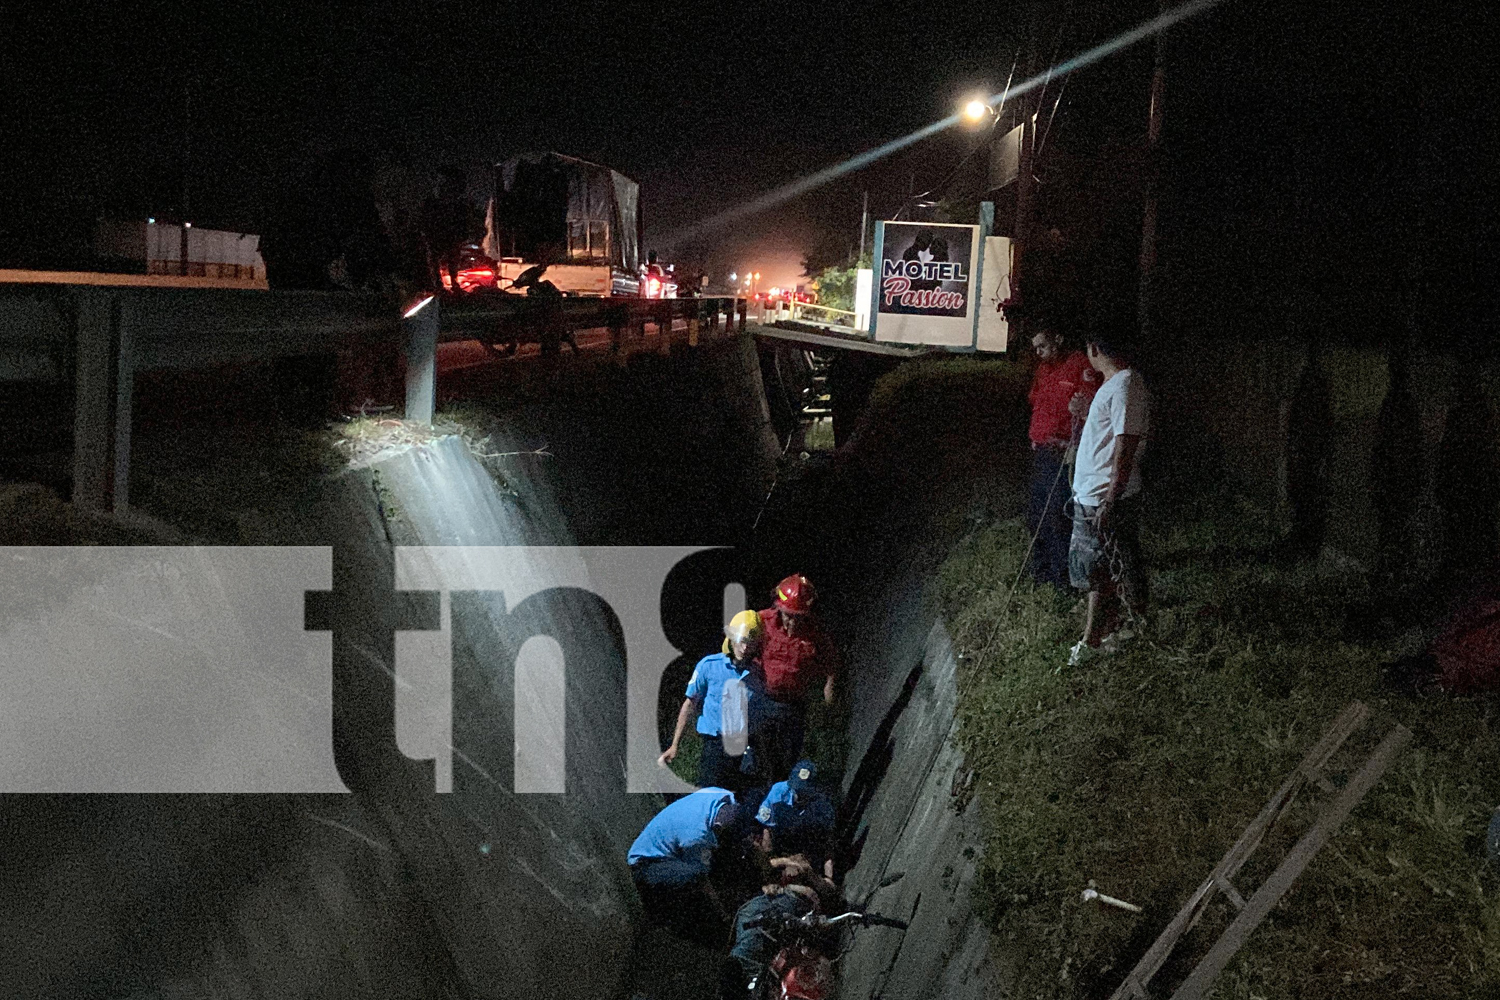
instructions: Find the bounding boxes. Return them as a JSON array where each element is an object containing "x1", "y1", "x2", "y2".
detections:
[
  {"x1": 632, "y1": 856, "x2": 705, "y2": 891},
  {"x1": 631, "y1": 857, "x2": 724, "y2": 946},
  {"x1": 750, "y1": 695, "x2": 807, "y2": 784},
  {"x1": 1029, "y1": 445, "x2": 1072, "y2": 588}
]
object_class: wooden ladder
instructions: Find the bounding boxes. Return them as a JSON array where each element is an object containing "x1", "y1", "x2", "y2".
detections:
[{"x1": 1109, "y1": 700, "x2": 1412, "y2": 1000}]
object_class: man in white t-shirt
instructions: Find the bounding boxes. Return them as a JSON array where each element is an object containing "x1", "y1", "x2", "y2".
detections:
[{"x1": 1067, "y1": 332, "x2": 1150, "y2": 666}]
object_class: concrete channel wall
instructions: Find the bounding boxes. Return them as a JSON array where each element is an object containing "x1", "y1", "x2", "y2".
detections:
[{"x1": 830, "y1": 572, "x2": 1012, "y2": 1000}]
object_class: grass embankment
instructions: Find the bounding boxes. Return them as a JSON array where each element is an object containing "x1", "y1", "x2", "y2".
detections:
[{"x1": 941, "y1": 510, "x2": 1500, "y2": 999}]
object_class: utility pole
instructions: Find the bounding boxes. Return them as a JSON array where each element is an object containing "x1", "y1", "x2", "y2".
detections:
[
  {"x1": 180, "y1": 78, "x2": 191, "y2": 276},
  {"x1": 857, "y1": 190, "x2": 869, "y2": 263},
  {"x1": 1138, "y1": 0, "x2": 1167, "y2": 338},
  {"x1": 1012, "y1": 88, "x2": 1037, "y2": 334}
]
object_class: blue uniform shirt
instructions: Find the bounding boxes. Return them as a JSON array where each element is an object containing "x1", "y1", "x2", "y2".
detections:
[
  {"x1": 628, "y1": 787, "x2": 734, "y2": 873},
  {"x1": 685, "y1": 653, "x2": 751, "y2": 737},
  {"x1": 756, "y1": 780, "x2": 835, "y2": 834}
]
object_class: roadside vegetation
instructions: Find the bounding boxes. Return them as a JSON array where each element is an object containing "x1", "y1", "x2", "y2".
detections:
[{"x1": 939, "y1": 505, "x2": 1500, "y2": 998}]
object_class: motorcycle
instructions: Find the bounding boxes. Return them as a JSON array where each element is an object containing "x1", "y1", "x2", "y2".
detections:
[{"x1": 727, "y1": 872, "x2": 908, "y2": 1000}]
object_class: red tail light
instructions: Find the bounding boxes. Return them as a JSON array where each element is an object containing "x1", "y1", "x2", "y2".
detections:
[{"x1": 647, "y1": 277, "x2": 662, "y2": 297}]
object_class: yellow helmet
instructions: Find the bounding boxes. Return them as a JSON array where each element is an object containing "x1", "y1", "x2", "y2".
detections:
[{"x1": 722, "y1": 609, "x2": 764, "y2": 656}]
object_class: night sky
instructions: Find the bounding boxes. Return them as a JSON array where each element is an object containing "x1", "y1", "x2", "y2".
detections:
[{"x1": 2, "y1": 0, "x2": 1496, "y2": 336}]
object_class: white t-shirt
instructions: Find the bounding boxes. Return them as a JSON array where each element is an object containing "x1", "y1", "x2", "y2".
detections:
[{"x1": 1072, "y1": 368, "x2": 1149, "y2": 505}]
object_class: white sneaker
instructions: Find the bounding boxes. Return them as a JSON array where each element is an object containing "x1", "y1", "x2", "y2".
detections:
[{"x1": 1067, "y1": 641, "x2": 1098, "y2": 667}]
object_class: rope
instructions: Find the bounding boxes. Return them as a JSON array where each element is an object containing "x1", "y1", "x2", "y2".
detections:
[{"x1": 976, "y1": 444, "x2": 1070, "y2": 658}]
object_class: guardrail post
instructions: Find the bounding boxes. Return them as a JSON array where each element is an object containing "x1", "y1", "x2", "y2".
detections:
[
  {"x1": 737, "y1": 298, "x2": 748, "y2": 333},
  {"x1": 70, "y1": 287, "x2": 114, "y2": 511},
  {"x1": 403, "y1": 295, "x2": 439, "y2": 425},
  {"x1": 607, "y1": 302, "x2": 627, "y2": 361},
  {"x1": 688, "y1": 299, "x2": 700, "y2": 347}
]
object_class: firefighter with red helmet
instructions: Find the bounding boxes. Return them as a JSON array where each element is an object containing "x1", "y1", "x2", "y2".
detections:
[{"x1": 750, "y1": 574, "x2": 841, "y2": 781}]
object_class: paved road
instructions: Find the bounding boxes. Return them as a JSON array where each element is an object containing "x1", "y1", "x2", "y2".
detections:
[
  {"x1": 0, "y1": 267, "x2": 267, "y2": 290},
  {"x1": 436, "y1": 320, "x2": 688, "y2": 374}
]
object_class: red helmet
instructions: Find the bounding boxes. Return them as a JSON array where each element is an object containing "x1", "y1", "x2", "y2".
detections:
[{"x1": 773, "y1": 574, "x2": 816, "y2": 615}]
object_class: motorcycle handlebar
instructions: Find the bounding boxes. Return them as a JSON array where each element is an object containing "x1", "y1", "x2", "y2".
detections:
[{"x1": 742, "y1": 911, "x2": 908, "y2": 932}]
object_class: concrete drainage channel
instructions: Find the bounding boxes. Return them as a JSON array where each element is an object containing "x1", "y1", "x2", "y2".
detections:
[
  {"x1": 819, "y1": 570, "x2": 1011, "y2": 1000},
  {"x1": 1, "y1": 334, "x2": 1010, "y2": 999}
]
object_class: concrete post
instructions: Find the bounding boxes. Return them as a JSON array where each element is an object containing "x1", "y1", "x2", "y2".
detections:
[
  {"x1": 112, "y1": 297, "x2": 135, "y2": 515},
  {"x1": 71, "y1": 288, "x2": 115, "y2": 511},
  {"x1": 403, "y1": 295, "x2": 439, "y2": 425}
]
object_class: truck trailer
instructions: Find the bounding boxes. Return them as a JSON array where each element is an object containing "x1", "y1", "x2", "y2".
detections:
[{"x1": 479, "y1": 151, "x2": 657, "y2": 298}]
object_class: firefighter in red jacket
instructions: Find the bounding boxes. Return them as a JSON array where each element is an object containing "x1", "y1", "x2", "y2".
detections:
[{"x1": 750, "y1": 574, "x2": 840, "y2": 781}]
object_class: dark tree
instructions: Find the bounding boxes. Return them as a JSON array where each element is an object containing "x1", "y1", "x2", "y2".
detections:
[{"x1": 1285, "y1": 339, "x2": 1333, "y2": 559}]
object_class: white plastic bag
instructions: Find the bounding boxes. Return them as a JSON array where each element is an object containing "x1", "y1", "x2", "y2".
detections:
[{"x1": 720, "y1": 675, "x2": 750, "y2": 757}]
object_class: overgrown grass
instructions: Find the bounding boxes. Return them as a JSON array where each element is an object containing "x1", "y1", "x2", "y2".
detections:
[{"x1": 940, "y1": 509, "x2": 1500, "y2": 999}]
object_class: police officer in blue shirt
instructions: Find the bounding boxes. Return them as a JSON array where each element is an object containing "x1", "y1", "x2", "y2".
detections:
[
  {"x1": 756, "y1": 759, "x2": 837, "y2": 880},
  {"x1": 628, "y1": 787, "x2": 747, "y2": 942},
  {"x1": 660, "y1": 610, "x2": 764, "y2": 789}
]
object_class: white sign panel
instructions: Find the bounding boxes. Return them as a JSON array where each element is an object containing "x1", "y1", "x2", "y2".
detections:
[
  {"x1": 872, "y1": 222, "x2": 979, "y2": 347},
  {"x1": 854, "y1": 268, "x2": 872, "y2": 332},
  {"x1": 976, "y1": 235, "x2": 1013, "y2": 353}
]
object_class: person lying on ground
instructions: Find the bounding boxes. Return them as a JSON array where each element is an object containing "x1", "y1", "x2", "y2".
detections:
[
  {"x1": 752, "y1": 575, "x2": 841, "y2": 780},
  {"x1": 720, "y1": 860, "x2": 842, "y2": 998},
  {"x1": 661, "y1": 610, "x2": 764, "y2": 789},
  {"x1": 1385, "y1": 557, "x2": 1500, "y2": 696}
]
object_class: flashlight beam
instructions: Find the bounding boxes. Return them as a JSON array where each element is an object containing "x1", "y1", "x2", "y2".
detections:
[{"x1": 661, "y1": 0, "x2": 1225, "y2": 249}]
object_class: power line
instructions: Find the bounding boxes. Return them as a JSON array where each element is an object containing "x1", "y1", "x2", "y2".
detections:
[{"x1": 659, "y1": 0, "x2": 1227, "y2": 249}]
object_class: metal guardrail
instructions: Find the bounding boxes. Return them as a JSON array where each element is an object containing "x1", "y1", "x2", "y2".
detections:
[
  {"x1": 791, "y1": 301, "x2": 857, "y2": 320},
  {"x1": 751, "y1": 298, "x2": 861, "y2": 330},
  {"x1": 0, "y1": 282, "x2": 748, "y2": 516}
]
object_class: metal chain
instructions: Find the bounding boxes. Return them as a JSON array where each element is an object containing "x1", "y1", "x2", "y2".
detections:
[{"x1": 1091, "y1": 505, "x2": 1144, "y2": 627}]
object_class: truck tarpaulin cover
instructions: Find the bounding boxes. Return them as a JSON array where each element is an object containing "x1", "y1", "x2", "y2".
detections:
[{"x1": 493, "y1": 152, "x2": 640, "y2": 273}]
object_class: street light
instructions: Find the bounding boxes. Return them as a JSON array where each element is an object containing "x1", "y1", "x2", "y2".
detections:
[{"x1": 965, "y1": 98, "x2": 990, "y2": 122}]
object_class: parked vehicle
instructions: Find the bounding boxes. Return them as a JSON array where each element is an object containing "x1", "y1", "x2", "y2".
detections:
[
  {"x1": 641, "y1": 257, "x2": 678, "y2": 299},
  {"x1": 483, "y1": 152, "x2": 645, "y2": 297},
  {"x1": 437, "y1": 243, "x2": 502, "y2": 293}
]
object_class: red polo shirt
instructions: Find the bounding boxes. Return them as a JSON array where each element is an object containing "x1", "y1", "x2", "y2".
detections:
[
  {"x1": 1029, "y1": 351, "x2": 1100, "y2": 447},
  {"x1": 757, "y1": 608, "x2": 838, "y2": 702}
]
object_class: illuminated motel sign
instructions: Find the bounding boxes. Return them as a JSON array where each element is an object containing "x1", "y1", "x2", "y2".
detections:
[{"x1": 868, "y1": 210, "x2": 1011, "y2": 353}]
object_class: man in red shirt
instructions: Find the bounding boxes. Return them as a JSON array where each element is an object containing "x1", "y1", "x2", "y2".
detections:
[
  {"x1": 750, "y1": 574, "x2": 839, "y2": 781},
  {"x1": 1027, "y1": 325, "x2": 1100, "y2": 587}
]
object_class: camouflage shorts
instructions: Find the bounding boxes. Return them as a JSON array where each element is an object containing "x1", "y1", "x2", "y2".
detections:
[{"x1": 1068, "y1": 496, "x2": 1147, "y2": 605}]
